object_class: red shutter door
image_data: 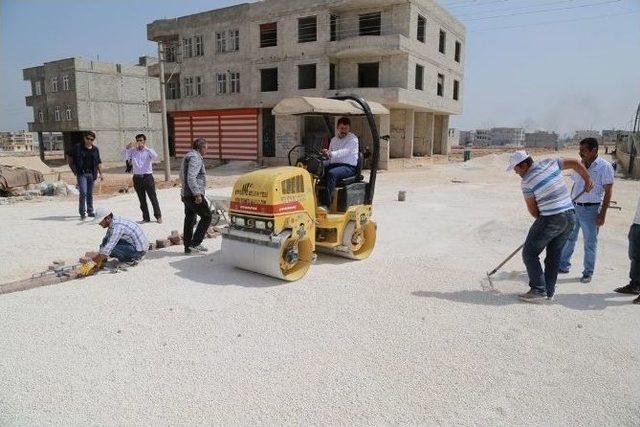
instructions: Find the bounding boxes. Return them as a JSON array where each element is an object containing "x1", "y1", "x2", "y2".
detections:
[
  {"x1": 173, "y1": 115, "x2": 192, "y2": 157},
  {"x1": 219, "y1": 109, "x2": 258, "y2": 160},
  {"x1": 171, "y1": 109, "x2": 258, "y2": 161}
]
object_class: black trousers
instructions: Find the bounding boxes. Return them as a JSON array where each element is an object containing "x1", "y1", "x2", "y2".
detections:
[
  {"x1": 133, "y1": 174, "x2": 161, "y2": 221},
  {"x1": 182, "y1": 196, "x2": 212, "y2": 248}
]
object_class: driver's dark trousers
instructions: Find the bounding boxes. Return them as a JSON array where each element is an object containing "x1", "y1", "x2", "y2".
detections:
[{"x1": 320, "y1": 163, "x2": 357, "y2": 207}]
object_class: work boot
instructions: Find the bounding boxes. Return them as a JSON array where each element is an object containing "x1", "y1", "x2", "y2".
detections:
[
  {"x1": 558, "y1": 268, "x2": 570, "y2": 274},
  {"x1": 614, "y1": 284, "x2": 640, "y2": 295},
  {"x1": 580, "y1": 275, "x2": 592, "y2": 284},
  {"x1": 519, "y1": 290, "x2": 548, "y2": 304},
  {"x1": 156, "y1": 217, "x2": 163, "y2": 224},
  {"x1": 633, "y1": 296, "x2": 640, "y2": 305}
]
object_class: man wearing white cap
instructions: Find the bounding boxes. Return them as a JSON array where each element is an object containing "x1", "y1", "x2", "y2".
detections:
[
  {"x1": 507, "y1": 151, "x2": 593, "y2": 303},
  {"x1": 92, "y1": 209, "x2": 149, "y2": 265}
]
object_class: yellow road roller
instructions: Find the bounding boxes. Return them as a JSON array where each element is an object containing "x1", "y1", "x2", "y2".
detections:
[{"x1": 221, "y1": 95, "x2": 388, "y2": 280}]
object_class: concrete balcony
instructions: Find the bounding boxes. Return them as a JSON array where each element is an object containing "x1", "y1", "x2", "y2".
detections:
[
  {"x1": 147, "y1": 62, "x2": 178, "y2": 78},
  {"x1": 147, "y1": 20, "x2": 179, "y2": 42},
  {"x1": 27, "y1": 122, "x2": 35, "y2": 132},
  {"x1": 327, "y1": 34, "x2": 409, "y2": 58}
]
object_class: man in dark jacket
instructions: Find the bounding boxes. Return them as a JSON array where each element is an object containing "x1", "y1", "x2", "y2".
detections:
[
  {"x1": 180, "y1": 138, "x2": 212, "y2": 254},
  {"x1": 67, "y1": 131, "x2": 104, "y2": 219}
]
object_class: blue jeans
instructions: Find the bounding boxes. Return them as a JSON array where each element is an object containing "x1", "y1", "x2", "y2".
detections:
[
  {"x1": 560, "y1": 204, "x2": 600, "y2": 276},
  {"x1": 77, "y1": 172, "x2": 95, "y2": 216},
  {"x1": 101, "y1": 236, "x2": 144, "y2": 262},
  {"x1": 523, "y1": 210, "x2": 576, "y2": 297},
  {"x1": 320, "y1": 163, "x2": 356, "y2": 207},
  {"x1": 629, "y1": 224, "x2": 640, "y2": 290}
]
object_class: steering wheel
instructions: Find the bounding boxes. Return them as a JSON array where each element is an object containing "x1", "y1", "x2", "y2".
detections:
[{"x1": 287, "y1": 144, "x2": 325, "y2": 177}]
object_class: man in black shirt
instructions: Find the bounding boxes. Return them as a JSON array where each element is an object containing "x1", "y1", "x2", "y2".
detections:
[{"x1": 67, "y1": 131, "x2": 104, "y2": 219}]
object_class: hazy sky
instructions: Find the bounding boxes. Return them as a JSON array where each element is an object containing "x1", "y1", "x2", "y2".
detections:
[{"x1": 1, "y1": 0, "x2": 639, "y2": 136}]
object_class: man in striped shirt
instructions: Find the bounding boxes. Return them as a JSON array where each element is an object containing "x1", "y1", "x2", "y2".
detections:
[
  {"x1": 507, "y1": 151, "x2": 593, "y2": 303},
  {"x1": 93, "y1": 210, "x2": 149, "y2": 265}
]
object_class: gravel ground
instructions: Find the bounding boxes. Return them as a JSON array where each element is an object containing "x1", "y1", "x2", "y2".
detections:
[{"x1": 1, "y1": 152, "x2": 638, "y2": 425}]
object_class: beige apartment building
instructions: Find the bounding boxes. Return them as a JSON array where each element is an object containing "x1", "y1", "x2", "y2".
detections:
[
  {"x1": 147, "y1": 0, "x2": 465, "y2": 168},
  {"x1": 0, "y1": 131, "x2": 35, "y2": 152}
]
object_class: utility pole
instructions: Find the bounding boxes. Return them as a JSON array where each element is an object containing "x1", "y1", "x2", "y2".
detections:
[{"x1": 157, "y1": 41, "x2": 171, "y2": 181}]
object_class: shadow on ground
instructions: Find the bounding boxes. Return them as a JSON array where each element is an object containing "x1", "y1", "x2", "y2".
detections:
[
  {"x1": 412, "y1": 289, "x2": 631, "y2": 311},
  {"x1": 167, "y1": 250, "x2": 286, "y2": 288},
  {"x1": 30, "y1": 215, "x2": 84, "y2": 222}
]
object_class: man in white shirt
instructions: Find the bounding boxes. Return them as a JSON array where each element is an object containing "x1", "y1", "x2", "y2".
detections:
[
  {"x1": 615, "y1": 196, "x2": 640, "y2": 304},
  {"x1": 122, "y1": 134, "x2": 162, "y2": 223},
  {"x1": 559, "y1": 137, "x2": 615, "y2": 283},
  {"x1": 319, "y1": 117, "x2": 359, "y2": 209}
]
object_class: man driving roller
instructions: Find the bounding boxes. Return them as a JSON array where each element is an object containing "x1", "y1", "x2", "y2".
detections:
[{"x1": 319, "y1": 117, "x2": 359, "y2": 210}]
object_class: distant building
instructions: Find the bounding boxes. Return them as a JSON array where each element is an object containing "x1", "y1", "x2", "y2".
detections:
[
  {"x1": 572, "y1": 130, "x2": 601, "y2": 144},
  {"x1": 23, "y1": 57, "x2": 162, "y2": 162},
  {"x1": 601, "y1": 129, "x2": 629, "y2": 146},
  {"x1": 459, "y1": 130, "x2": 473, "y2": 146},
  {"x1": 491, "y1": 127, "x2": 524, "y2": 147},
  {"x1": 41, "y1": 132, "x2": 64, "y2": 151},
  {"x1": 473, "y1": 129, "x2": 492, "y2": 146},
  {"x1": 448, "y1": 128, "x2": 460, "y2": 147},
  {"x1": 525, "y1": 131, "x2": 559, "y2": 149},
  {"x1": 0, "y1": 131, "x2": 35, "y2": 152}
]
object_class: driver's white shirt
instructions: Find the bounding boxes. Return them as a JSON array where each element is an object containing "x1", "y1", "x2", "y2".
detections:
[{"x1": 328, "y1": 132, "x2": 359, "y2": 166}]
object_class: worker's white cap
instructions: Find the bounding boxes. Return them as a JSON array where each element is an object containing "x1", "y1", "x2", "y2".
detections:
[
  {"x1": 91, "y1": 207, "x2": 112, "y2": 223},
  {"x1": 506, "y1": 150, "x2": 530, "y2": 172}
]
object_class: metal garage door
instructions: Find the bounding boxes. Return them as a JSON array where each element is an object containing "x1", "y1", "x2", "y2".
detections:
[{"x1": 171, "y1": 108, "x2": 258, "y2": 160}]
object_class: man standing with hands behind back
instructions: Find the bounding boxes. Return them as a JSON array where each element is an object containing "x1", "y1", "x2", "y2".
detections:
[
  {"x1": 122, "y1": 134, "x2": 162, "y2": 223},
  {"x1": 559, "y1": 137, "x2": 615, "y2": 283}
]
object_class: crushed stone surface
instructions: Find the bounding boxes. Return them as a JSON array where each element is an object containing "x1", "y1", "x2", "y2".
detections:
[{"x1": 0, "y1": 151, "x2": 638, "y2": 425}]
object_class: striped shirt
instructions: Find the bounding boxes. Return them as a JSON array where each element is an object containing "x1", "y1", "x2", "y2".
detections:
[
  {"x1": 521, "y1": 158, "x2": 573, "y2": 216},
  {"x1": 570, "y1": 156, "x2": 614, "y2": 203},
  {"x1": 100, "y1": 216, "x2": 149, "y2": 256}
]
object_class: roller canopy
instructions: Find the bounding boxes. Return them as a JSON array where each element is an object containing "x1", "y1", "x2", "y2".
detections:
[{"x1": 272, "y1": 96, "x2": 389, "y2": 116}]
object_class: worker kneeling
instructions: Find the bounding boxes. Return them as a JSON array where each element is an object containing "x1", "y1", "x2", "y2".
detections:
[
  {"x1": 94, "y1": 209, "x2": 149, "y2": 266},
  {"x1": 319, "y1": 117, "x2": 359, "y2": 210}
]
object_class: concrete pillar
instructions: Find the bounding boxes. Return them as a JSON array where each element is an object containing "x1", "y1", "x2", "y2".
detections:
[
  {"x1": 378, "y1": 113, "x2": 390, "y2": 170},
  {"x1": 403, "y1": 109, "x2": 414, "y2": 159},
  {"x1": 37, "y1": 132, "x2": 45, "y2": 161},
  {"x1": 274, "y1": 115, "x2": 301, "y2": 165},
  {"x1": 425, "y1": 113, "x2": 435, "y2": 156},
  {"x1": 389, "y1": 109, "x2": 405, "y2": 158},
  {"x1": 441, "y1": 115, "x2": 450, "y2": 155},
  {"x1": 413, "y1": 112, "x2": 427, "y2": 156}
]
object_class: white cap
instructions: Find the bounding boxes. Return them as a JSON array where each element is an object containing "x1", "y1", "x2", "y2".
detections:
[
  {"x1": 91, "y1": 207, "x2": 112, "y2": 224},
  {"x1": 506, "y1": 150, "x2": 530, "y2": 172}
]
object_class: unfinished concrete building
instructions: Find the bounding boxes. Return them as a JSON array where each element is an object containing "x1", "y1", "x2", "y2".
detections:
[
  {"x1": 23, "y1": 58, "x2": 162, "y2": 162},
  {"x1": 525, "y1": 131, "x2": 559, "y2": 149},
  {"x1": 147, "y1": 0, "x2": 465, "y2": 168}
]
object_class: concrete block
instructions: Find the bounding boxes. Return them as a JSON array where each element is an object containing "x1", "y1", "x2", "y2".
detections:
[
  {"x1": 85, "y1": 251, "x2": 99, "y2": 259},
  {"x1": 168, "y1": 235, "x2": 181, "y2": 245},
  {"x1": 171, "y1": 230, "x2": 179, "y2": 237},
  {"x1": 156, "y1": 239, "x2": 170, "y2": 249}
]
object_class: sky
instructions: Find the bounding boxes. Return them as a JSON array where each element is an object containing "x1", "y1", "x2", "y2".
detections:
[{"x1": 1, "y1": 0, "x2": 639, "y2": 137}]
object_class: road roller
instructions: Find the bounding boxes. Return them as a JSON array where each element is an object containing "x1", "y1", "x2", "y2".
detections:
[{"x1": 221, "y1": 95, "x2": 388, "y2": 280}]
